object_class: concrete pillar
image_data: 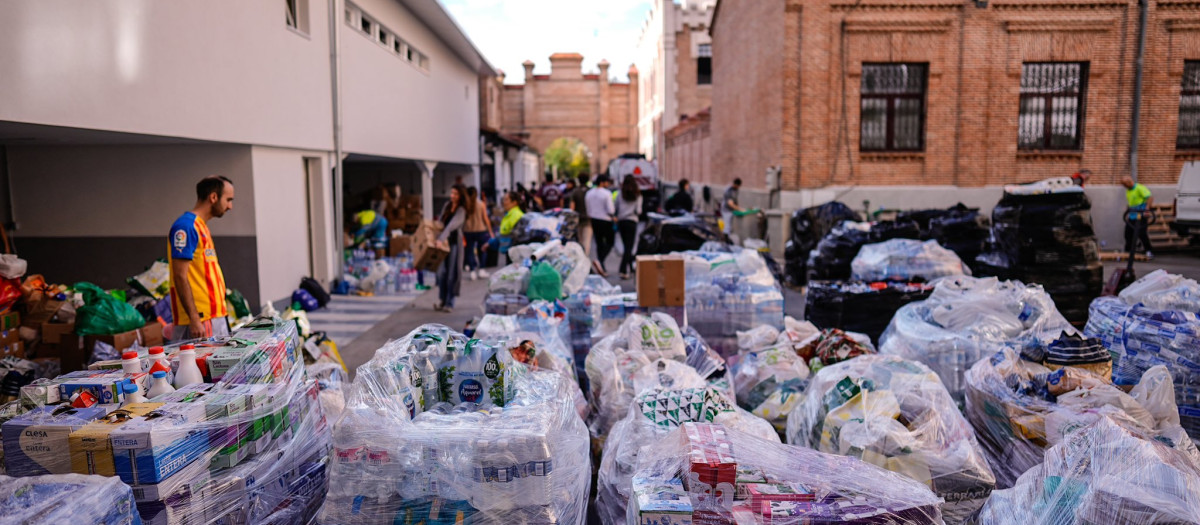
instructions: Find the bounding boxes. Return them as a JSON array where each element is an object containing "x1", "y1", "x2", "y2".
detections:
[{"x1": 421, "y1": 161, "x2": 438, "y2": 220}]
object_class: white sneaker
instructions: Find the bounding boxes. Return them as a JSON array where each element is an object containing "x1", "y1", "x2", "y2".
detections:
[
  {"x1": 469, "y1": 270, "x2": 478, "y2": 281},
  {"x1": 478, "y1": 268, "x2": 490, "y2": 278}
]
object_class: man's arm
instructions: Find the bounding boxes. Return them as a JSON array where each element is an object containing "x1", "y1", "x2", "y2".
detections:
[
  {"x1": 726, "y1": 198, "x2": 743, "y2": 212},
  {"x1": 171, "y1": 259, "x2": 205, "y2": 338}
]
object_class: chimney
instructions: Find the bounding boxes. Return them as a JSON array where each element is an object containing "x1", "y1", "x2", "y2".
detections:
[
  {"x1": 598, "y1": 59, "x2": 611, "y2": 83},
  {"x1": 522, "y1": 60, "x2": 535, "y2": 82}
]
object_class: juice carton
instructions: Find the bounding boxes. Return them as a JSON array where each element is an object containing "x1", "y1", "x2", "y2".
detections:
[
  {"x1": 219, "y1": 383, "x2": 277, "y2": 454},
  {"x1": 130, "y1": 451, "x2": 211, "y2": 502},
  {"x1": 203, "y1": 392, "x2": 249, "y2": 470},
  {"x1": 111, "y1": 402, "x2": 209, "y2": 485},
  {"x1": 205, "y1": 347, "x2": 251, "y2": 383},
  {"x1": 69, "y1": 402, "x2": 163, "y2": 475},
  {"x1": 630, "y1": 476, "x2": 694, "y2": 525},
  {"x1": 2, "y1": 404, "x2": 109, "y2": 476},
  {"x1": 155, "y1": 382, "x2": 216, "y2": 403},
  {"x1": 59, "y1": 371, "x2": 149, "y2": 405}
]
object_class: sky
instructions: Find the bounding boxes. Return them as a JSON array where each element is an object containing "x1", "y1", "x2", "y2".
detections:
[{"x1": 441, "y1": 0, "x2": 653, "y2": 84}]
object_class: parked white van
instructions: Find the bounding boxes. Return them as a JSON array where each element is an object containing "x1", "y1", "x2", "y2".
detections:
[{"x1": 1172, "y1": 161, "x2": 1200, "y2": 242}]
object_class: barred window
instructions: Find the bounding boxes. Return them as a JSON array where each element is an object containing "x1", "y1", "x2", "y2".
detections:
[
  {"x1": 1018, "y1": 62, "x2": 1088, "y2": 150},
  {"x1": 860, "y1": 63, "x2": 928, "y2": 152},
  {"x1": 1178, "y1": 61, "x2": 1200, "y2": 149}
]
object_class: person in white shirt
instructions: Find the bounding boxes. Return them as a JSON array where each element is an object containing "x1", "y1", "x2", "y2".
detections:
[{"x1": 586, "y1": 175, "x2": 617, "y2": 274}]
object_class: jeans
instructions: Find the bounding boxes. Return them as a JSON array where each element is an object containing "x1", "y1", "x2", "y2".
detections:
[
  {"x1": 463, "y1": 231, "x2": 489, "y2": 271},
  {"x1": 618, "y1": 220, "x2": 638, "y2": 274},
  {"x1": 592, "y1": 219, "x2": 615, "y2": 271}
]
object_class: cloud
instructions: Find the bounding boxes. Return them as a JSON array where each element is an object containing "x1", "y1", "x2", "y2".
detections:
[{"x1": 442, "y1": 0, "x2": 652, "y2": 83}]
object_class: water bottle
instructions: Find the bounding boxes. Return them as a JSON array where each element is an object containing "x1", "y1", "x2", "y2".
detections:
[
  {"x1": 147, "y1": 370, "x2": 175, "y2": 399},
  {"x1": 471, "y1": 439, "x2": 498, "y2": 511},
  {"x1": 520, "y1": 435, "x2": 553, "y2": 508}
]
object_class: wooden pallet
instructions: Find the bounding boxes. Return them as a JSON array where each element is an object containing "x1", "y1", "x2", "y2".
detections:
[
  {"x1": 1099, "y1": 250, "x2": 1149, "y2": 262},
  {"x1": 1147, "y1": 203, "x2": 1193, "y2": 250}
]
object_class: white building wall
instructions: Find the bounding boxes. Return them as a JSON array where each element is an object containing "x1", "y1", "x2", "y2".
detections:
[
  {"x1": 341, "y1": 0, "x2": 481, "y2": 164},
  {"x1": 0, "y1": 1, "x2": 333, "y2": 150}
]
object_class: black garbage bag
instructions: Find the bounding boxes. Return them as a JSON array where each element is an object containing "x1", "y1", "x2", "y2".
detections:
[
  {"x1": 805, "y1": 280, "x2": 935, "y2": 344},
  {"x1": 806, "y1": 219, "x2": 921, "y2": 282},
  {"x1": 786, "y1": 202, "x2": 860, "y2": 286},
  {"x1": 636, "y1": 212, "x2": 723, "y2": 255}
]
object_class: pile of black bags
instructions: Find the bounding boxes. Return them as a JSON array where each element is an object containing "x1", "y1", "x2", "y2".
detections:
[
  {"x1": 806, "y1": 220, "x2": 921, "y2": 282},
  {"x1": 636, "y1": 212, "x2": 724, "y2": 255},
  {"x1": 897, "y1": 203, "x2": 991, "y2": 269},
  {"x1": 784, "y1": 202, "x2": 860, "y2": 286},
  {"x1": 804, "y1": 280, "x2": 934, "y2": 344},
  {"x1": 975, "y1": 191, "x2": 1101, "y2": 323}
]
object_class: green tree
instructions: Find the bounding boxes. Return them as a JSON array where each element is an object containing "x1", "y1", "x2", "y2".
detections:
[{"x1": 544, "y1": 137, "x2": 591, "y2": 179}]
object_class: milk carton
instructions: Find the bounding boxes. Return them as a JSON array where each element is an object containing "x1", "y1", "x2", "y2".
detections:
[
  {"x1": 204, "y1": 392, "x2": 249, "y2": 470},
  {"x1": 2, "y1": 404, "x2": 109, "y2": 476},
  {"x1": 630, "y1": 476, "x2": 694, "y2": 525},
  {"x1": 59, "y1": 371, "x2": 150, "y2": 405},
  {"x1": 111, "y1": 402, "x2": 209, "y2": 484},
  {"x1": 155, "y1": 382, "x2": 216, "y2": 403},
  {"x1": 219, "y1": 383, "x2": 278, "y2": 454},
  {"x1": 69, "y1": 402, "x2": 163, "y2": 475},
  {"x1": 205, "y1": 347, "x2": 251, "y2": 383},
  {"x1": 20, "y1": 371, "x2": 98, "y2": 406}
]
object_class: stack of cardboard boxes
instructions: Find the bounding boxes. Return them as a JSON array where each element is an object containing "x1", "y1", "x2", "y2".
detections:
[{"x1": 411, "y1": 220, "x2": 450, "y2": 272}]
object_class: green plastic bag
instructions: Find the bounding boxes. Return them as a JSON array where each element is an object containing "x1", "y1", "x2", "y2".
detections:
[
  {"x1": 226, "y1": 289, "x2": 252, "y2": 319},
  {"x1": 526, "y1": 261, "x2": 563, "y2": 301},
  {"x1": 74, "y1": 282, "x2": 146, "y2": 336}
]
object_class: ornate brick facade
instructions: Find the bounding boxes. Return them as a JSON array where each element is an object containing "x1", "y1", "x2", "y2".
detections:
[
  {"x1": 495, "y1": 53, "x2": 638, "y2": 171},
  {"x1": 711, "y1": 0, "x2": 1200, "y2": 191}
]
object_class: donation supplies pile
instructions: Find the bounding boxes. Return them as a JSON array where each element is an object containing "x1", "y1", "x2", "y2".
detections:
[
  {"x1": 975, "y1": 178, "x2": 1102, "y2": 323},
  {"x1": 895, "y1": 204, "x2": 991, "y2": 271},
  {"x1": 2, "y1": 318, "x2": 335, "y2": 524},
  {"x1": 511, "y1": 210, "x2": 580, "y2": 246},
  {"x1": 974, "y1": 414, "x2": 1200, "y2": 525},
  {"x1": 729, "y1": 318, "x2": 877, "y2": 433},
  {"x1": 595, "y1": 354, "x2": 777, "y2": 525},
  {"x1": 850, "y1": 239, "x2": 970, "y2": 283},
  {"x1": 681, "y1": 249, "x2": 785, "y2": 357},
  {"x1": 806, "y1": 220, "x2": 921, "y2": 282},
  {"x1": 318, "y1": 323, "x2": 591, "y2": 525},
  {"x1": 0, "y1": 473, "x2": 140, "y2": 524},
  {"x1": 879, "y1": 276, "x2": 1075, "y2": 404},
  {"x1": 963, "y1": 347, "x2": 1199, "y2": 489},
  {"x1": 486, "y1": 239, "x2": 591, "y2": 312},
  {"x1": 804, "y1": 281, "x2": 934, "y2": 344},
  {"x1": 1084, "y1": 269, "x2": 1200, "y2": 438},
  {"x1": 637, "y1": 212, "x2": 724, "y2": 256},
  {"x1": 624, "y1": 422, "x2": 946, "y2": 524},
  {"x1": 473, "y1": 311, "x2": 589, "y2": 418},
  {"x1": 785, "y1": 355, "x2": 996, "y2": 523}
]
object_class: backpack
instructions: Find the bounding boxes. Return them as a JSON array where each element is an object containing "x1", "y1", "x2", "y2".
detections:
[{"x1": 300, "y1": 277, "x2": 331, "y2": 307}]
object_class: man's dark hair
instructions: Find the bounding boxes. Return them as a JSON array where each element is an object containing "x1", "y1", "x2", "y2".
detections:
[
  {"x1": 679, "y1": 178, "x2": 690, "y2": 190},
  {"x1": 197, "y1": 176, "x2": 233, "y2": 201},
  {"x1": 545, "y1": 174, "x2": 555, "y2": 183},
  {"x1": 579, "y1": 173, "x2": 590, "y2": 186},
  {"x1": 733, "y1": 178, "x2": 742, "y2": 187}
]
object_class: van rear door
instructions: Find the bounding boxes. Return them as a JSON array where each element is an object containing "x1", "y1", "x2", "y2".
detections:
[{"x1": 1175, "y1": 161, "x2": 1200, "y2": 230}]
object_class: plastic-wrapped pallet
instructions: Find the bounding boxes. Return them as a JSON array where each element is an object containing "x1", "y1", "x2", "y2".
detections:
[
  {"x1": 596, "y1": 372, "x2": 778, "y2": 525},
  {"x1": 975, "y1": 414, "x2": 1200, "y2": 525},
  {"x1": 964, "y1": 347, "x2": 1199, "y2": 489},
  {"x1": 473, "y1": 313, "x2": 589, "y2": 419},
  {"x1": 1083, "y1": 271, "x2": 1200, "y2": 439},
  {"x1": 879, "y1": 276, "x2": 1075, "y2": 405},
  {"x1": 1, "y1": 317, "x2": 335, "y2": 525},
  {"x1": 729, "y1": 318, "x2": 821, "y2": 433},
  {"x1": 681, "y1": 249, "x2": 785, "y2": 357},
  {"x1": 0, "y1": 473, "x2": 142, "y2": 524},
  {"x1": 624, "y1": 422, "x2": 946, "y2": 524},
  {"x1": 486, "y1": 265, "x2": 530, "y2": 295},
  {"x1": 506, "y1": 239, "x2": 590, "y2": 294},
  {"x1": 806, "y1": 220, "x2": 922, "y2": 282},
  {"x1": 851, "y1": 238, "x2": 970, "y2": 282},
  {"x1": 562, "y1": 276, "x2": 623, "y2": 383},
  {"x1": 317, "y1": 324, "x2": 591, "y2": 525},
  {"x1": 785, "y1": 355, "x2": 996, "y2": 523},
  {"x1": 511, "y1": 209, "x2": 579, "y2": 246}
]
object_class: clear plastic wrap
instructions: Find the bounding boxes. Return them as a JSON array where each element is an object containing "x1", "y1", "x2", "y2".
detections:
[
  {"x1": 511, "y1": 209, "x2": 580, "y2": 246},
  {"x1": 785, "y1": 355, "x2": 996, "y2": 523},
  {"x1": 850, "y1": 238, "x2": 970, "y2": 282},
  {"x1": 584, "y1": 312, "x2": 694, "y2": 440},
  {"x1": 505, "y1": 239, "x2": 591, "y2": 295},
  {"x1": 879, "y1": 276, "x2": 1075, "y2": 404},
  {"x1": 805, "y1": 280, "x2": 934, "y2": 344},
  {"x1": 1, "y1": 318, "x2": 335, "y2": 525},
  {"x1": 681, "y1": 249, "x2": 785, "y2": 357},
  {"x1": 474, "y1": 313, "x2": 589, "y2": 419},
  {"x1": 624, "y1": 422, "x2": 946, "y2": 524},
  {"x1": 596, "y1": 381, "x2": 778, "y2": 525},
  {"x1": 974, "y1": 414, "x2": 1200, "y2": 525},
  {"x1": 486, "y1": 264, "x2": 530, "y2": 295},
  {"x1": 963, "y1": 347, "x2": 1198, "y2": 489},
  {"x1": 1118, "y1": 269, "x2": 1200, "y2": 312},
  {"x1": 0, "y1": 473, "x2": 141, "y2": 524},
  {"x1": 318, "y1": 324, "x2": 591, "y2": 525}
]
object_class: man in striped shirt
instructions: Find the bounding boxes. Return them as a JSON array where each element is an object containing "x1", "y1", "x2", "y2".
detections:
[{"x1": 168, "y1": 176, "x2": 234, "y2": 341}]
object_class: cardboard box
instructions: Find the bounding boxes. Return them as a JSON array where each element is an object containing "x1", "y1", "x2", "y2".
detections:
[
  {"x1": 0, "y1": 340, "x2": 23, "y2": 359},
  {"x1": 21, "y1": 298, "x2": 63, "y2": 328},
  {"x1": 69, "y1": 402, "x2": 164, "y2": 476},
  {"x1": 41, "y1": 322, "x2": 74, "y2": 345},
  {"x1": 111, "y1": 402, "x2": 210, "y2": 485},
  {"x1": 0, "y1": 327, "x2": 18, "y2": 346},
  {"x1": 0, "y1": 310, "x2": 19, "y2": 331},
  {"x1": 2, "y1": 405, "x2": 109, "y2": 476},
  {"x1": 389, "y1": 235, "x2": 412, "y2": 257},
  {"x1": 411, "y1": 220, "x2": 449, "y2": 272},
  {"x1": 141, "y1": 322, "x2": 165, "y2": 347},
  {"x1": 637, "y1": 255, "x2": 686, "y2": 307}
]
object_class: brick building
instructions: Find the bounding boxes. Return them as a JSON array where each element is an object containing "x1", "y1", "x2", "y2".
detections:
[
  {"x1": 662, "y1": 109, "x2": 714, "y2": 186},
  {"x1": 709, "y1": 0, "x2": 1200, "y2": 197},
  {"x1": 495, "y1": 53, "x2": 638, "y2": 172},
  {"x1": 637, "y1": 0, "x2": 717, "y2": 173}
]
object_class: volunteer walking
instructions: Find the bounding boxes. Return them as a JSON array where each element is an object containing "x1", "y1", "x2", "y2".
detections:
[
  {"x1": 168, "y1": 176, "x2": 234, "y2": 342},
  {"x1": 587, "y1": 175, "x2": 617, "y2": 275},
  {"x1": 1121, "y1": 176, "x2": 1155, "y2": 259},
  {"x1": 722, "y1": 178, "x2": 743, "y2": 234}
]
